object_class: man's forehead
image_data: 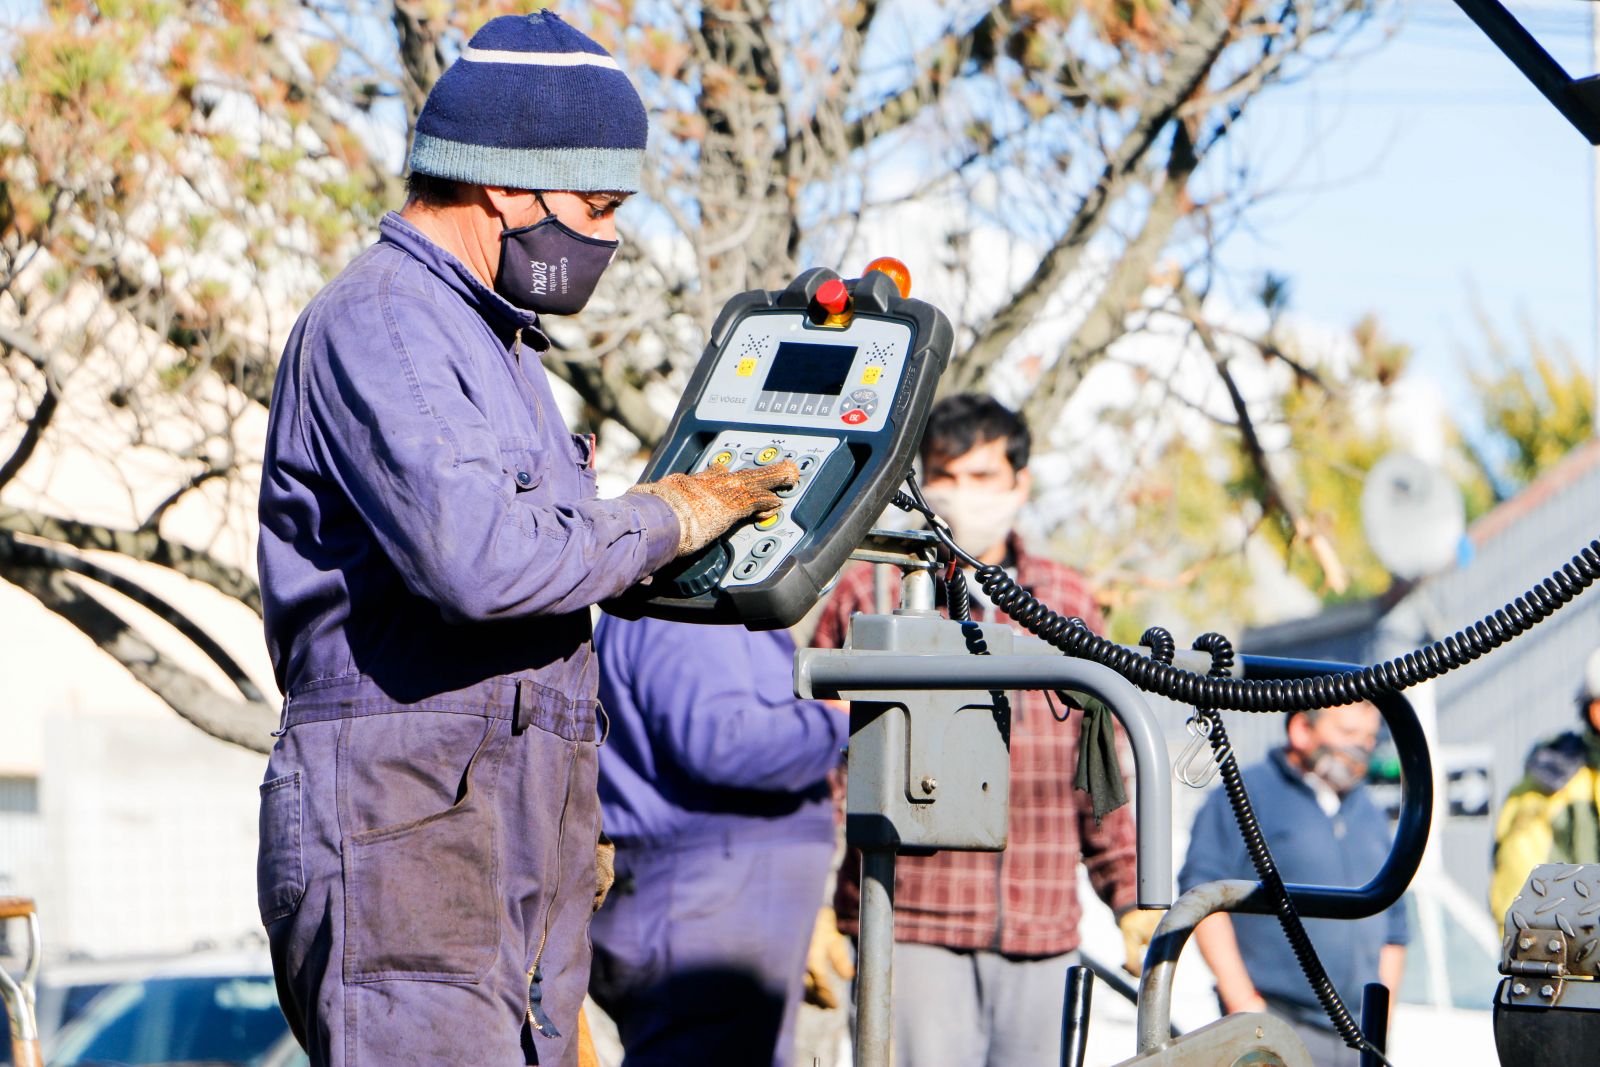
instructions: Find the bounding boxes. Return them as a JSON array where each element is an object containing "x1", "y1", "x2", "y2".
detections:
[
  {"x1": 1318, "y1": 703, "x2": 1381, "y2": 731},
  {"x1": 923, "y1": 436, "x2": 1014, "y2": 471}
]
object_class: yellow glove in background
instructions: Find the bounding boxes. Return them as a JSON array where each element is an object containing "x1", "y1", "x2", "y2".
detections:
[
  {"x1": 802, "y1": 906, "x2": 856, "y2": 1010},
  {"x1": 593, "y1": 835, "x2": 616, "y2": 913},
  {"x1": 1119, "y1": 908, "x2": 1164, "y2": 977}
]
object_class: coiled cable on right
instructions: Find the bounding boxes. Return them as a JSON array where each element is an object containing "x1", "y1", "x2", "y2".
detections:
[
  {"x1": 894, "y1": 477, "x2": 1600, "y2": 710},
  {"x1": 1152, "y1": 629, "x2": 1393, "y2": 1065}
]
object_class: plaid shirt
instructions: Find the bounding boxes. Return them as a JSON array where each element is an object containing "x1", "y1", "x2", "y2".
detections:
[{"x1": 812, "y1": 537, "x2": 1139, "y2": 957}]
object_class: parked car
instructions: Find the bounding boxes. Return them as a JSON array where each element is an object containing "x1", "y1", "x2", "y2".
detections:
[{"x1": 46, "y1": 949, "x2": 292, "y2": 1067}]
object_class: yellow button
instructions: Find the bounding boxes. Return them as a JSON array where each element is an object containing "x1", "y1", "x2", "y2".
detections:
[
  {"x1": 735, "y1": 358, "x2": 757, "y2": 377},
  {"x1": 756, "y1": 446, "x2": 780, "y2": 464},
  {"x1": 862, "y1": 366, "x2": 882, "y2": 384},
  {"x1": 756, "y1": 512, "x2": 781, "y2": 529},
  {"x1": 712, "y1": 450, "x2": 734, "y2": 467}
]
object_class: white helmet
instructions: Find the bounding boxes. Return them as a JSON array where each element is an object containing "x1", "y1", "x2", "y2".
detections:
[{"x1": 1584, "y1": 647, "x2": 1600, "y2": 704}]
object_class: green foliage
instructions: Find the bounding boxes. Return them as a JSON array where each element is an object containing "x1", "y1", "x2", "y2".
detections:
[{"x1": 1466, "y1": 316, "x2": 1595, "y2": 495}]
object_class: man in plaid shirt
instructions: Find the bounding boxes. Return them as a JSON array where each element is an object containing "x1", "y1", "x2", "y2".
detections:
[{"x1": 811, "y1": 394, "x2": 1154, "y2": 1067}]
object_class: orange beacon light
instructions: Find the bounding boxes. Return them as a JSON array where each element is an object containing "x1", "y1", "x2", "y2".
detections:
[{"x1": 862, "y1": 256, "x2": 912, "y2": 298}]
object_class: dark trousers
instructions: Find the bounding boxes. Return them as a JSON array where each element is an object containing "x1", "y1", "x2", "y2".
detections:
[
  {"x1": 259, "y1": 707, "x2": 602, "y2": 1067},
  {"x1": 589, "y1": 835, "x2": 833, "y2": 1067}
]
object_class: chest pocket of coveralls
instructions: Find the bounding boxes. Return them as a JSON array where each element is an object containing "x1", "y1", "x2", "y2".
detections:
[{"x1": 501, "y1": 442, "x2": 545, "y2": 494}]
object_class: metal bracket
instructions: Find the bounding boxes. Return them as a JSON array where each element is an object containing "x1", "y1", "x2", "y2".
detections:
[{"x1": 846, "y1": 527, "x2": 942, "y2": 571}]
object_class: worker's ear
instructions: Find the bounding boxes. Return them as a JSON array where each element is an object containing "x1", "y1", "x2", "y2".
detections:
[{"x1": 1286, "y1": 711, "x2": 1315, "y2": 753}]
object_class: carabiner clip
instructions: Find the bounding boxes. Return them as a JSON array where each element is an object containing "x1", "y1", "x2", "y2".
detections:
[{"x1": 1174, "y1": 713, "x2": 1223, "y2": 789}]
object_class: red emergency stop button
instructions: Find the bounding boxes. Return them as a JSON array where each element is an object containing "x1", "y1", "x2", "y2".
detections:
[{"x1": 815, "y1": 278, "x2": 849, "y2": 316}]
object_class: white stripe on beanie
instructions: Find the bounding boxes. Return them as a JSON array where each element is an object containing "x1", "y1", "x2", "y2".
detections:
[{"x1": 461, "y1": 46, "x2": 621, "y2": 70}]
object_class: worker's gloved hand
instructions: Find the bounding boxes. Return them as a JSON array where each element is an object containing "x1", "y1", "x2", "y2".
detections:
[
  {"x1": 593, "y1": 834, "x2": 616, "y2": 913},
  {"x1": 1118, "y1": 908, "x2": 1164, "y2": 977},
  {"x1": 630, "y1": 460, "x2": 799, "y2": 556},
  {"x1": 802, "y1": 906, "x2": 856, "y2": 1010}
]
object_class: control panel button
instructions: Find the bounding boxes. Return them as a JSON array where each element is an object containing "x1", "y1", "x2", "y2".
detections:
[
  {"x1": 756, "y1": 446, "x2": 780, "y2": 465},
  {"x1": 841, "y1": 409, "x2": 868, "y2": 426},
  {"x1": 734, "y1": 558, "x2": 762, "y2": 580},
  {"x1": 862, "y1": 366, "x2": 882, "y2": 385},
  {"x1": 736, "y1": 358, "x2": 757, "y2": 377},
  {"x1": 711, "y1": 450, "x2": 734, "y2": 467},
  {"x1": 796, "y1": 455, "x2": 818, "y2": 473},
  {"x1": 756, "y1": 511, "x2": 781, "y2": 529},
  {"x1": 751, "y1": 537, "x2": 780, "y2": 558}
]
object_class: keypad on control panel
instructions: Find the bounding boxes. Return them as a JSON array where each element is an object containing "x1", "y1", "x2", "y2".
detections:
[{"x1": 692, "y1": 431, "x2": 842, "y2": 588}]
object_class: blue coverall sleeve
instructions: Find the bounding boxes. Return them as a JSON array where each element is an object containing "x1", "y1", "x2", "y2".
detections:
[
  {"x1": 625, "y1": 620, "x2": 848, "y2": 792},
  {"x1": 298, "y1": 288, "x2": 679, "y2": 623},
  {"x1": 1384, "y1": 893, "x2": 1410, "y2": 946},
  {"x1": 1179, "y1": 787, "x2": 1246, "y2": 894}
]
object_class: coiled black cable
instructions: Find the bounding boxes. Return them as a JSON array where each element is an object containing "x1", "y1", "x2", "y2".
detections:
[
  {"x1": 1156, "y1": 629, "x2": 1390, "y2": 1062},
  {"x1": 894, "y1": 476, "x2": 1600, "y2": 711}
]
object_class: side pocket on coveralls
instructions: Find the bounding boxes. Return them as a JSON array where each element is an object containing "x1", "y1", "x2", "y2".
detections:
[
  {"x1": 342, "y1": 716, "x2": 504, "y2": 984},
  {"x1": 257, "y1": 772, "x2": 305, "y2": 925}
]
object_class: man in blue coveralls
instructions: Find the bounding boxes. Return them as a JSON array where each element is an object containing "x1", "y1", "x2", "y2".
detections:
[
  {"x1": 587, "y1": 614, "x2": 849, "y2": 1067},
  {"x1": 254, "y1": 13, "x2": 798, "y2": 1066},
  {"x1": 1179, "y1": 701, "x2": 1407, "y2": 1067}
]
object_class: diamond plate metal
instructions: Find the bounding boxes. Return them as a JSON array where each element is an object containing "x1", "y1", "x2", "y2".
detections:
[{"x1": 1503, "y1": 863, "x2": 1600, "y2": 1004}]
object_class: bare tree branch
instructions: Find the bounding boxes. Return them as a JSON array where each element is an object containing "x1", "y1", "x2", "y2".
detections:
[
  {"x1": 1017, "y1": 120, "x2": 1200, "y2": 427},
  {"x1": 957, "y1": 0, "x2": 1235, "y2": 382},
  {"x1": 0, "y1": 507, "x2": 262, "y2": 615},
  {"x1": 0, "y1": 354, "x2": 57, "y2": 493},
  {"x1": 1176, "y1": 284, "x2": 1350, "y2": 593},
  {"x1": 139, "y1": 465, "x2": 229, "y2": 534},
  {"x1": 0, "y1": 545, "x2": 275, "y2": 755}
]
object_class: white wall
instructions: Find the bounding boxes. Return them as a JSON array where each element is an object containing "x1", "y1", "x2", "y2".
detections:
[{"x1": 0, "y1": 573, "x2": 268, "y2": 960}]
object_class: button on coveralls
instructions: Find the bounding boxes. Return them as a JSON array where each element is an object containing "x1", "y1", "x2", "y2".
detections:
[{"x1": 255, "y1": 212, "x2": 680, "y2": 1066}]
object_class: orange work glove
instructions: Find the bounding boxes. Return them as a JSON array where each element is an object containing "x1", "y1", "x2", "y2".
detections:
[
  {"x1": 629, "y1": 460, "x2": 799, "y2": 557},
  {"x1": 802, "y1": 906, "x2": 856, "y2": 1010}
]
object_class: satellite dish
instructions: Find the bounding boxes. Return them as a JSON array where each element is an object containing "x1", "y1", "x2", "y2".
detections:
[{"x1": 1361, "y1": 452, "x2": 1466, "y2": 581}]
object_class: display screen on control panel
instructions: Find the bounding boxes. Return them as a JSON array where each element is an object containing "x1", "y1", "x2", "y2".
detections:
[{"x1": 761, "y1": 342, "x2": 858, "y2": 397}]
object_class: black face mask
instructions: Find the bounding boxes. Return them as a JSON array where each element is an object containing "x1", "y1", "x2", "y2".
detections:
[{"x1": 495, "y1": 194, "x2": 619, "y2": 315}]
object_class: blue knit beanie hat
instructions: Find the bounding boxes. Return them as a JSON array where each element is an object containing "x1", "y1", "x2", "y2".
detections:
[{"x1": 408, "y1": 10, "x2": 647, "y2": 193}]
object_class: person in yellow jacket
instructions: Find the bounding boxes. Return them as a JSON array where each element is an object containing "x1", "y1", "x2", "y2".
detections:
[{"x1": 1491, "y1": 647, "x2": 1600, "y2": 922}]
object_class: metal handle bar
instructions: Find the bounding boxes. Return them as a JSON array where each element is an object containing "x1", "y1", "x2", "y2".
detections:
[
  {"x1": 0, "y1": 896, "x2": 42, "y2": 1067},
  {"x1": 1136, "y1": 657, "x2": 1432, "y2": 1051},
  {"x1": 1236, "y1": 656, "x2": 1432, "y2": 921},
  {"x1": 798, "y1": 649, "x2": 1174, "y2": 908}
]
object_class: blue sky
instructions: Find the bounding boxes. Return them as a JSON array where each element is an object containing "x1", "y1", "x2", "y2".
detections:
[{"x1": 1215, "y1": 0, "x2": 1596, "y2": 407}]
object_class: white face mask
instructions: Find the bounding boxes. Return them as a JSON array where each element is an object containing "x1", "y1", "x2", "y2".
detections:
[
  {"x1": 1307, "y1": 742, "x2": 1372, "y2": 796},
  {"x1": 919, "y1": 484, "x2": 1027, "y2": 559}
]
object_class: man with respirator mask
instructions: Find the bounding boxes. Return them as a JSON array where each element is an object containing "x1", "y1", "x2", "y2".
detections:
[
  {"x1": 811, "y1": 394, "x2": 1149, "y2": 1067},
  {"x1": 254, "y1": 13, "x2": 796, "y2": 1066},
  {"x1": 1180, "y1": 701, "x2": 1408, "y2": 1067}
]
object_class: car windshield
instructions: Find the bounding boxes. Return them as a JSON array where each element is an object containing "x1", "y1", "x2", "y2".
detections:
[{"x1": 50, "y1": 973, "x2": 287, "y2": 1067}]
